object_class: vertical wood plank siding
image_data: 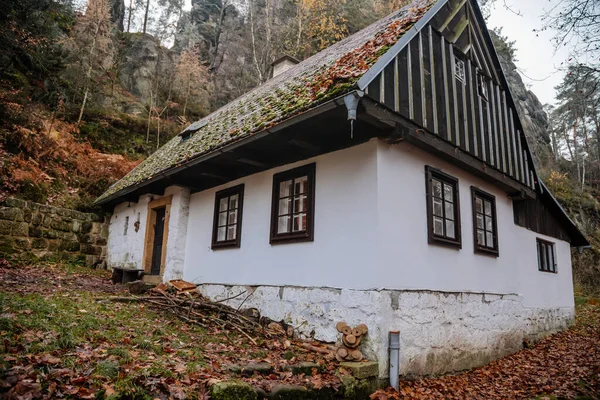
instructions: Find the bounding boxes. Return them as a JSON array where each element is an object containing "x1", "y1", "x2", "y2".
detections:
[{"x1": 365, "y1": 25, "x2": 532, "y2": 189}]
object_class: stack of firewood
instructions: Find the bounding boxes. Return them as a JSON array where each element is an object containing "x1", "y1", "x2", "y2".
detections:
[{"x1": 335, "y1": 322, "x2": 368, "y2": 361}]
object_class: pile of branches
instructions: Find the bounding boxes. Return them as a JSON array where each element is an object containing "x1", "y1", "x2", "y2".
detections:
[{"x1": 109, "y1": 283, "x2": 283, "y2": 344}]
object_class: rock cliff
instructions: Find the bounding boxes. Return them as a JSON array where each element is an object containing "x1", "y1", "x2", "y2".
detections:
[
  {"x1": 490, "y1": 30, "x2": 552, "y2": 167},
  {"x1": 117, "y1": 33, "x2": 175, "y2": 100}
]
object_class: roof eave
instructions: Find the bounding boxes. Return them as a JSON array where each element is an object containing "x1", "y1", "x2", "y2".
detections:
[{"x1": 94, "y1": 93, "x2": 355, "y2": 207}]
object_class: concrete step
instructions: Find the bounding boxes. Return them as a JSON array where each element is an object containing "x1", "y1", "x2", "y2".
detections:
[{"x1": 142, "y1": 275, "x2": 162, "y2": 285}]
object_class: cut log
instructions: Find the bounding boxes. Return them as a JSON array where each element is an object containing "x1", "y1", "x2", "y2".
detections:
[
  {"x1": 351, "y1": 327, "x2": 362, "y2": 337},
  {"x1": 342, "y1": 326, "x2": 352, "y2": 336},
  {"x1": 337, "y1": 347, "x2": 348, "y2": 358},
  {"x1": 342, "y1": 335, "x2": 361, "y2": 348},
  {"x1": 349, "y1": 349, "x2": 363, "y2": 361},
  {"x1": 356, "y1": 324, "x2": 368, "y2": 335},
  {"x1": 345, "y1": 334, "x2": 357, "y2": 345},
  {"x1": 336, "y1": 321, "x2": 349, "y2": 333},
  {"x1": 300, "y1": 343, "x2": 332, "y2": 355}
]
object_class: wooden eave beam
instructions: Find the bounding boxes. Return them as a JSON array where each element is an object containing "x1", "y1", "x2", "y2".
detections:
[{"x1": 361, "y1": 99, "x2": 536, "y2": 199}]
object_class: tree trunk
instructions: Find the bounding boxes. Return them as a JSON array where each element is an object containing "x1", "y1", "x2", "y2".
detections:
[
  {"x1": 249, "y1": 0, "x2": 264, "y2": 82},
  {"x1": 146, "y1": 90, "x2": 153, "y2": 143},
  {"x1": 143, "y1": 0, "x2": 150, "y2": 34},
  {"x1": 76, "y1": 18, "x2": 101, "y2": 127},
  {"x1": 127, "y1": 0, "x2": 133, "y2": 32}
]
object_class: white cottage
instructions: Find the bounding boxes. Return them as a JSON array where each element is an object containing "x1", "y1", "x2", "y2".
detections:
[{"x1": 97, "y1": 0, "x2": 589, "y2": 378}]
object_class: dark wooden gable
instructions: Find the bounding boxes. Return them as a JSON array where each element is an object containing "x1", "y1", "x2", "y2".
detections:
[{"x1": 360, "y1": 0, "x2": 536, "y2": 191}]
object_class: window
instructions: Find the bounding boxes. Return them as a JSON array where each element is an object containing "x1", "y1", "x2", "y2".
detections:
[
  {"x1": 454, "y1": 58, "x2": 466, "y2": 84},
  {"x1": 270, "y1": 163, "x2": 315, "y2": 244},
  {"x1": 124, "y1": 216, "x2": 129, "y2": 236},
  {"x1": 477, "y1": 74, "x2": 489, "y2": 101},
  {"x1": 212, "y1": 184, "x2": 244, "y2": 249},
  {"x1": 537, "y1": 239, "x2": 557, "y2": 273},
  {"x1": 471, "y1": 187, "x2": 498, "y2": 255},
  {"x1": 425, "y1": 166, "x2": 461, "y2": 247}
]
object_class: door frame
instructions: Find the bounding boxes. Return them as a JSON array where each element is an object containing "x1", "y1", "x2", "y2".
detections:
[{"x1": 143, "y1": 196, "x2": 172, "y2": 276}]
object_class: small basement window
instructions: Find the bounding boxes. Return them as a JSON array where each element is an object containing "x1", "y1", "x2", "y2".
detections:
[
  {"x1": 454, "y1": 58, "x2": 466, "y2": 84},
  {"x1": 471, "y1": 187, "x2": 498, "y2": 255},
  {"x1": 425, "y1": 166, "x2": 461, "y2": 248},
  {"x1": 270, "y1": 163, "x2": 315, "y2": 244},
  {"x1": 537, "y1": 239, "x2": 557, "y2": 273},
  {"x1": 212, "y1": 184, "x2": 244, "y2": 249}
]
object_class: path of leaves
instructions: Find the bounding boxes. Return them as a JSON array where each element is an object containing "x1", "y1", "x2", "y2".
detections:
[
  {"x1": 372, "y1": 297, "x2": 600, "y2": 400},
  {"x1": 0, "y1": 261, "x2": 341, "y2": 399}
]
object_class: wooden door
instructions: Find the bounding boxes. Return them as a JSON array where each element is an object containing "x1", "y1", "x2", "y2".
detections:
[{"x1": 151, "y1": 207, "x2": 166, "y2": 276}]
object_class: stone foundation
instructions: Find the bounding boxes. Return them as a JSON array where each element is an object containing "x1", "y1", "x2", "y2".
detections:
[
  {"x1": 198, "y1": 284, "x2": 574, "y2": 377},
  {"x1": 0, "y1": 198, "x2": 109, "y2": 266}
]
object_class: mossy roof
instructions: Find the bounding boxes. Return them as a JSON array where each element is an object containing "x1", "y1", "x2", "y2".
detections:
[{"x1": 97, "y1": 0, "x2": 437, "y2": 204}]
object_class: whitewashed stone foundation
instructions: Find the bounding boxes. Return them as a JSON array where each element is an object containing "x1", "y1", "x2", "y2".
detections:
[{"x1": 198, "y1": 284, "x2": 574, "y2": 377}]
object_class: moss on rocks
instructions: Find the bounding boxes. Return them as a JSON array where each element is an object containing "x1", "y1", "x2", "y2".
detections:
[{"x1": 210, "y1": 380, "x2": 258, "y2": 400}]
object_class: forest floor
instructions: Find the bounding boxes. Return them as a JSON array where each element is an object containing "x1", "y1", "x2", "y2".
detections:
[{"x1": 0, "y1": 261, "x2": 599, "y2": 400}]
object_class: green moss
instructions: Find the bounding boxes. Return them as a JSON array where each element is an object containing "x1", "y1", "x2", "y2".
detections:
[{"x1": 210, "y1": 380, "x2": 257, "y2": 400}]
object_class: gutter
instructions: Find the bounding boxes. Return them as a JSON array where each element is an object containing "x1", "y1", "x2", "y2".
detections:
[{"x1": 95, "y1": 92, "x2": 356, "y2": 207}]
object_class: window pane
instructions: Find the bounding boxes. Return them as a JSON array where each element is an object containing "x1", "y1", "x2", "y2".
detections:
[
  {"x1": 295, "y1": 176, "x2": 308, "y2": 195},
  {"x1": 486, "y1": 232, "x2": 494, "y2": 248},
  {"x1": 293, "y1": 213, "x2": 307, "y2": 232},
  {"x1": 278, "y1": 216, "x2": 290, "y2": 234},
  {"x1": 280, "y1": 180, "x2": 292, "y2": 197},
  {"x1": 229, "y1": 195, "x2": 239, "y2": 210},
  {"x1": 446, "y1": 220, "x2": 456, "y2": 239},
  {"x1": 475, "y1": 197, "x2": 483, "y2": 214},
  {"x1": 278, "y1": 198, "x2": 292, "y2": 216},
  {"x1": 484, "y1": 200, "x2": 492, "y2": 216},
  {"x1": 432, "y1": 179, "x2": 442, "y2": 198},
  {"x1": 537, "y1": 241, "x2": 542, "y2": 270},
  {"x1": 294, "y1": 195, "x2": 307, "y2": 213},
  {"x1": 219, "y1": 197, "x2": 228, "y2": 212},
  {"x1": 228, "y1": 210, "x2": 237, "y2": 225},
  {"x1": 433, "y1": 216, "x2": 444, "y2": 236},
  {"x1": 547, "y1": 244, "x2": 553, "y2": 272},
  {"x1": 476, "y1": 214, "x2": 484, "y2": 229},
  {"x1": 227, "y1": 225, "x2": 236, "y2": 240},
  {"x1": 444, "y1": 202, "x2": 454, "y2": 221},
  {"x1": 217, "y1": 227, "x2": 227, "y2": 242},
  {"x1": 218, "y1": 212, "x2": 227, "y2": 227},
  {"x1": 443, "y1": 183, "x2": 454, "y2": 202},
  {"x1": 433, "y1": 198, "x2": 443, "y2": 217},
  {"x1": 485, "y1": 216, "x2": 493, "y2": 231},
  {"x1": 477, "y1": 230, "x2": 485, "y2": 246}
]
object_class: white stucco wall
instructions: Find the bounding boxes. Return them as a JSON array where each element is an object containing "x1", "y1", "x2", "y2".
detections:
[
  {"x1": 375, "y1": 141, "x2": 575, "y2": 309},
  {"x1": 107, "y1": 194, "x2": 153, "y2": 269},
  {"x1": 107, "y1": 186, "x2": 190, "y2": 277},
  {"x1": 182, "y1": 140, "x2": 379, "y2": 288},
  {"x1": 163, "y1": 186, "x2": 191, "y2": 281}
]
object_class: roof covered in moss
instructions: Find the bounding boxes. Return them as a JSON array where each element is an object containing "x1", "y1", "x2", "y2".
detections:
[{"x1": 97, "y1": 0, "x2": 437, "y2": 204}]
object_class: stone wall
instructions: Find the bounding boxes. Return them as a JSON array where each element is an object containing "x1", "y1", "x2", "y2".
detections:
[
  {"x1": 198, "y1": 284, "x2": 574, "y2": 378},
  {"x1": 0, "y1": 198, "x2": 109, "y2": 266}
]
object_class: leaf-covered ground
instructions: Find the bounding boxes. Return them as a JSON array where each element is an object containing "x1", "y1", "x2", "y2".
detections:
[
  {"x1": 0, "y1": 261, "x2": 342, "y2": 399},
  {"x1": 1, "y1": 261, "x2": 599, "y2": 400},
  {"x1": 371, "y1": 297, "x2": 600, "y2": 400}
]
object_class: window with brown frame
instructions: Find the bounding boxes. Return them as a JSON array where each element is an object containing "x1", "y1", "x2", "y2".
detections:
[
  {"x1": 425, "y1": 166, "x2": 461, "y2": 247},
  {"x1": 537, "y1": 239, "x2": 557, "y2": 273},
  {"x1": 471, "y1": 187, "x2": 499, "y2": 255},
  {"x1": 270, "y1": 163, "x2": 315, "y2": 244},
  {"x1": 212, "y1": 184, "x2": 244, "y2": 249}
]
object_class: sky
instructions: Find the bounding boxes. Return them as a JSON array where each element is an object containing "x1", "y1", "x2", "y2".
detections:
[{"x1": 487, "y1": 0, "x2": 569, "y2": 106}]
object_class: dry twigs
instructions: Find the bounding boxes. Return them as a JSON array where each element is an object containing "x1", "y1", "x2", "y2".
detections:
[{"x1": 108, "y1": 286, "x2": 280, "y2": 342}]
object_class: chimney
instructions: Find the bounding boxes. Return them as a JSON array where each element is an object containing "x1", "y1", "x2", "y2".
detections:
[{"x1": 271, "y1": 55, "x2": 300, "y2": 78}]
